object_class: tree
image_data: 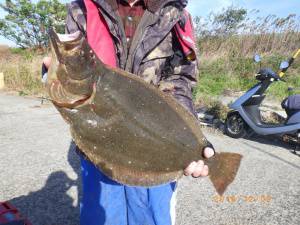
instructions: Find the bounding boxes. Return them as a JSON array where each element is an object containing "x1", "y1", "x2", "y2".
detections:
[
  {"x1": 212, "y1": 6, "x2": 247, "y2": 36},
  {"x1": 193, "y1": 6, "x2": 248, "y2": 39},
  {"x1": 0, "y1": 0, "x2": 66, "y2": 49}
]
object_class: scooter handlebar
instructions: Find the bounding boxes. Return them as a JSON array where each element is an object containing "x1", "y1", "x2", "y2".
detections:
[
  {"x1": 278, "y1": 48, "x2": 300, "y2": 78},
  {"x1": 257, "y1": 68, "x2": 284, "y2": 82}
]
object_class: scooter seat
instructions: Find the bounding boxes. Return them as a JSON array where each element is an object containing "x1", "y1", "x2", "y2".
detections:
[{"x1": 282, "y1": 94, "x2": 300, "y2": 117}]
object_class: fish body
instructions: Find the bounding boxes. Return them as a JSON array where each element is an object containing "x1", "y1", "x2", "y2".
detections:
[{"x1": 47, "y1": 29, "x2": 242, "y2": 195}]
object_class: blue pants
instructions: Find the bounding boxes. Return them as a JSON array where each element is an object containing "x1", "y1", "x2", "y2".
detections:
[{"x1": 80, "y1": 156, "x2": 177, "y2": 225}]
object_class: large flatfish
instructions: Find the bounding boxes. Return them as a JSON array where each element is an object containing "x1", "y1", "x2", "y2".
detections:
[{"x1": 47, "y1": 29, "x2": 242, "y2": 195}]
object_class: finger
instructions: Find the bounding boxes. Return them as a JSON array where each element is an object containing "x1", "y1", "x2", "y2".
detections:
[
  {"x1": 184, "y1": 161, "x2": 197, "y2": 176},
  {"x1": 192, "y1": 160, "x2": 204, "y2": 178},
  {"x1": 203, "y1": 147, "x2": 215, "y2": 159},
  {"x1": 200, "y1": 165, "x2": 209, "y2": 177},
  {"x1": 43, "y1": 56, "x2": 52, "y2": 69}
]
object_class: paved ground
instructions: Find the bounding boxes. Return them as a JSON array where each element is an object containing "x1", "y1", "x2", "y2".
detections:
[{"x1": 0, "y1": 92, "x2": 299, "y2": 225}]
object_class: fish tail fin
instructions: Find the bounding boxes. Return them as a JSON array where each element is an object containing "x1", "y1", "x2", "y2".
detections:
[{"x1": 207, "y1": 152, "x2": 242, "y2": 195}]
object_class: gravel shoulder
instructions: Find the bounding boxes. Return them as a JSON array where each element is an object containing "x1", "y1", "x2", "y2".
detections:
[{"x1": 0, "y1": 92, "x2": 299, "y2": 225}]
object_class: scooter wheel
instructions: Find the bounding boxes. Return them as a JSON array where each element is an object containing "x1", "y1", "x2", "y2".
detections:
[{"x1": 225, "y1": 112, "x2": 247, "y2": 138}]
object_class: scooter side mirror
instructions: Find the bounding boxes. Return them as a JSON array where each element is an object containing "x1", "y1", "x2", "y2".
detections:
[
  {"x1": 280, "y1": 61, "x2": 289, "y2": 70},
  {"x1": 253, "y1": 54, "x2": 261, "y2": 63}
]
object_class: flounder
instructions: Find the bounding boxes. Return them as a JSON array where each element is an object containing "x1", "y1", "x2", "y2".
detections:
[{"x1": 47, "y1": 29, "x2": 242, "y2": 195}]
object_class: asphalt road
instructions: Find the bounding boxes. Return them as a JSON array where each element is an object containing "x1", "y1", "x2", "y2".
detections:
[{"x1": 0, "y1": 92, "x2": 299, "y2": 225}]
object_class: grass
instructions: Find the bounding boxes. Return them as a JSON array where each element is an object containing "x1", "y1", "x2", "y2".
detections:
[
  {"x1": 0, "y1": 46, "x2": 45, "y2": 96},
  {"x1": 193, "y1": 10, "x2": 300, "y2": 113},
  {"x1": 194, "y1": 53, "x2": 300, "y2": 104},
  {"x1": 0, "y1": 35, "x2": 299, "y2": 120},
  {"x1": 1, "y1": 46, "x2": 299, "y2": 110}
]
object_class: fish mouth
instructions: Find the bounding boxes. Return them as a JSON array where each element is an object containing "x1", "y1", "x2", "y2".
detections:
[
  {"x1": 49, "y1": 29, "x2": 83, "y2": 64},
  {"x1": 55, "y1": 31, "x2": 82, "y2": 43},
  {"x1": 49, "y1": 28, "x2": 82, "y2": 44},
  {"x1": 48, "y1": 29, "x2": 95, "y2": 109}
]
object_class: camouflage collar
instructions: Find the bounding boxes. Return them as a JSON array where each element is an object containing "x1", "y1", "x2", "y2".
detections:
[
  {"x1": 146, "y1": 0, "x2": 171, "y2": 12},
  {"x1": 104, "y1": 0, "x2": 181, "y2": 13}
]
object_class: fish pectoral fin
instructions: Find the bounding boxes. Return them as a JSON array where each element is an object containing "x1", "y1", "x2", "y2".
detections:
[{"x1": 207, "y1": 152, "x2": 243, "y2": 196}]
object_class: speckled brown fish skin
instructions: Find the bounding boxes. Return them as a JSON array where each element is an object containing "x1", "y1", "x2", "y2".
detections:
[{"x1": 47, "y1": 29, "x2": 242, "y2": 195}]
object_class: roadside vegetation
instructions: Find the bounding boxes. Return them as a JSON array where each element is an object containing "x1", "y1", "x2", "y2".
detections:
[
  {"x1": 0, "y1": 0, "x2": 65, "y2": 95},
  {"x1": 0, "y1": 3, "x2": 299, "y2": 109},
  {"x1": 0, "y1": 46, "x2": 44, "y2": 95},
  {"x1": 193, "y1": 7, "x2": 300, "y2": 109}
]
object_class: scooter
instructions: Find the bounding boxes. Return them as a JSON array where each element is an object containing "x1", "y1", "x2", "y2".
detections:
[{"x1": 224, "y1": 49, "x2": 300, "y2": 150}]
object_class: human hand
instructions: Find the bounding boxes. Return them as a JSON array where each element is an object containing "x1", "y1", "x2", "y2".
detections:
[
  {"x1": 41, "y1": 56, "x2": 52, "y2": 83},
  {"x1": 184, "y1": 147, "x2": 215, "y2": 178},
  {"x1": 43, "y1": 56, "x2": 52, "y2": 69}
]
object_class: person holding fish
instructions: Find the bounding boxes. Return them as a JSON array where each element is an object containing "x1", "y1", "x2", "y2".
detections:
[{"x1": 43, "y1": 0, "x2": 216, "y2": 224}]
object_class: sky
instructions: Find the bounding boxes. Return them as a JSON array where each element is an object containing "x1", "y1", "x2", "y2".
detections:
[{"x1": 0, "y1": 0, "x2": 299, "y2": 46}]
